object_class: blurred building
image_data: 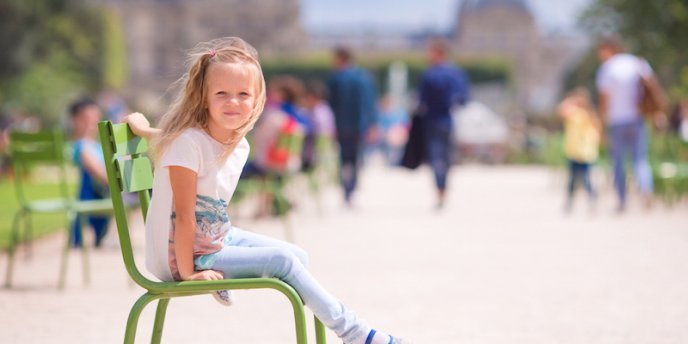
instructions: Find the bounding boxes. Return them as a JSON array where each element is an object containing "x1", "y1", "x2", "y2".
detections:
[
  {"x1": 92, "y1": 0, "x2": 306, "y2": 112},
  {"x1": 309, "y1": 0, "x2": 586, "y2": 115},
  {"x1": 454, "y1": 0, "x2": 586, "y2": 113},
  {"x1": 90, "y1": 0, "x2": 585, "y2": 115}
]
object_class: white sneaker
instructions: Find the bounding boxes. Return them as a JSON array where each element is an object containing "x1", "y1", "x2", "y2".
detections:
[{"x1": 212, "y1": 289, "x2": 235, "y2": 306}]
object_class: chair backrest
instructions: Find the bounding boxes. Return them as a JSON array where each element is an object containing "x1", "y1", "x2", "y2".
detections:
[
  {"x1": 8, "y1": 130, "x2": 71, "y2": 206},
  {"x1": 266, "y1": 117, "x2": 305, "y2": 174},
  {"x1": 97, "y1": 121, "x2": 156, "y2": 289}
]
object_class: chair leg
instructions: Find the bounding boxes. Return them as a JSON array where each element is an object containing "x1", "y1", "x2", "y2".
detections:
[
  {"x1": 308, "y1": 172, "x2": 323, "y2": 216},
  {"x1": 24, "y1": 212, "x2": 33, "y2": 259},
  {"x1": 124, "y1": 293, "x2": 158, "y2": 344},
  {"x1": 273, "y1": 181, "x2": 295, "y2": 242},
  {"x1": 151, "y1": 298, "x2": 171, "y2": 344},
  {"x1": 4, "y1": 211, "x2": 23, "y2": 288},
  {"x1": 282, "y1": 287, "x2": 308, "y2": 344},
  {"x1": 79, "y1": 215, "x2": 91, "y2": 286},
  {"x1": 314, "y1": 316, "x2": 327, "y2": 344},
  {"x1": 58, "y1": 213, "x2": 73, "y2": 289}
]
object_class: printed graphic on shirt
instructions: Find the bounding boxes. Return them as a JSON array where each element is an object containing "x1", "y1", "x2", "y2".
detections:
[{"x1": 168, "y1": 194, "x2": 230, "y2": 280}]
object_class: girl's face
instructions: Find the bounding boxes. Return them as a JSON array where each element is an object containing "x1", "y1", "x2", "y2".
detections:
[{"x1": 204, "y1": 62, "x2": 256, "y2": 142}]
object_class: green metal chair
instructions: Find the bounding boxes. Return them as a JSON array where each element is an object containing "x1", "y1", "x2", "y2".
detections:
[
  {"x1": 97, "y1": 120, "x2": 327, "y2": 344},
  {"x1": 5, "y1": 130, "x2": 113, "y2": 289},
  {"x1": 301, "y1": 134, "x2": 339, "y2": 214}
]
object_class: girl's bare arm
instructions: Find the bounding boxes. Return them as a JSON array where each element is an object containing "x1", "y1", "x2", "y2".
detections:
[
  {"x1": 80, "y1": 147, "x2": 109, "y2": 186},
  {"x1": 169, "y1": 165, "x2": 223, "y2": 281},
  {"x1": 122, "y1": 112, "x2": 162, "y2": 140}
]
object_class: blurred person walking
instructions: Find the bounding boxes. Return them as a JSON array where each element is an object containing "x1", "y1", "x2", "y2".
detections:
[
  {"x1": 97, "y1": 89, "x2": 129, "y2": 123},
  {"x1": 416, "y1": 37, "x2": 470, "y2": 209},
  {"x1": 558, "y1": 88, "x2": 601, "y2": 212},
  {"x1": 595, "y1": 35, "x2": 666, "y2": 212},
  {"x1": 302, "y1": 79, "x2": 336, "y2": 170},
  {"x1": 327, "y1": 46, "x2": 378, "y2": 207},
  {"x1": 378, "y1": 94, "x2": 409, "y2": 166}
]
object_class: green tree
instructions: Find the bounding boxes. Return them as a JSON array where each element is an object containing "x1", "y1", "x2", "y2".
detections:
[
  {"x1": 579, "y1": 0, "x2": 688, "y2": 98},
  {"x1": 102, "y1": 8, "x2": 127, "y2": 90},
  {"x1": 0, "y1": 0, "x2": 106, "y2": 125}
]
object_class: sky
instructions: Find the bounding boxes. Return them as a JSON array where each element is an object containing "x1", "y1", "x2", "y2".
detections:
[{"x1": 301, "y1": 0, "x2": 594, "y2": 34}]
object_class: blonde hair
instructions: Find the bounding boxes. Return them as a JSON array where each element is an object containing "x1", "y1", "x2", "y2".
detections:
[
  {"x1": 151, "y1": 37, "x2": 266, "y2": 161},
  {"x1": 565, "y1": 87, "x2": 593, "y2": 113}
]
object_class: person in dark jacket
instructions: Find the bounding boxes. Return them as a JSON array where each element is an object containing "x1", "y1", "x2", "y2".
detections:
[
  {"x1": 327, "y1": 46, "x2": 378, "y2": 206},
  {"x1": 418, "y1": 37, "x2": 470, "y2": 209}
]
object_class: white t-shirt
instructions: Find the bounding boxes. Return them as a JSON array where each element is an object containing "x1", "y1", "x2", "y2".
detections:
[
  {"x1": 596, "y1": 53, "x2": 653, "y2": 125},
  {"x1": 145, "y1": 128, "x2": 249, "y2": 281},
  {"x1": 680, "y1": 119, "x2": 688, "y2": 142}
]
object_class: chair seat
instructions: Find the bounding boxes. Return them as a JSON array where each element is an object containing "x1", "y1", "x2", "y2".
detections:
[
  {"x1": 23, "y1": 198, "x2": 114, "y2": 215},
  {"x1": 149, "y1": 277, "x2": 294, "y2": 295},
  {"x1": 72, "y1": 199, "x2": 116, "y2": 215},
  {"x1": 24, "y1": 198, "x2": 72, "y2": 212}
]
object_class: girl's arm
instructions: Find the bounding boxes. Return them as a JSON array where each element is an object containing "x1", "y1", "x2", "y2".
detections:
[
  {"x1": 80, "y1": 147, "x2": 109, "y2": 186},
  {"x1": 557, "y1": 97, "x2": 575, "y2": 119},
  {"x1": 169, "y1": 165, "x2": 224, "y2": 281},
  {"x1": 122, "y1": 112, "x2": 162, "y2": 140}
]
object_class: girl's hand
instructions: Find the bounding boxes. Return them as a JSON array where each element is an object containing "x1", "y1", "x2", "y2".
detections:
[
  {"x1": 185, "y1": 269, "x2": 224, "y2": 281},
  {"x1": 122, "y1": 112, "x2": 161, "y2": 140},
  {"x1": 123, "y1": 112, "x2": 150, "y2": 135}
]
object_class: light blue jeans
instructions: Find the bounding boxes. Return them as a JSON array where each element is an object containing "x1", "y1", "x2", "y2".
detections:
[
  {"x1": 424, "y1": 116, "x2": 453, "y2": 191},
  {"x1": 608, "y1": 119, "x2": 653, "y2": 206},
  {"x1": 209, "y1": 227, "x2": 370, "y2": 344}
]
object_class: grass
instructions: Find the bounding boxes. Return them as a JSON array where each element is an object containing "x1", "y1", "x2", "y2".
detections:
[{"x1": 0, "y1": 171, "x2": 76, "y2": 250}]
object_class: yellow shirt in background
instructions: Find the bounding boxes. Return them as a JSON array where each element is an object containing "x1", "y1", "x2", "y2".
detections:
[{"x1": 563, "y1": 107, "x2": 600, "y2": 163}]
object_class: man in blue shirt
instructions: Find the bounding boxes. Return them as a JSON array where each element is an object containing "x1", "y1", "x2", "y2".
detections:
[
  {"x1": 327, "y1": 47, "x2": 378, "y2": 206},
  {"x1": 418, "y1": 37, "x2": 470, "y2": 209}
]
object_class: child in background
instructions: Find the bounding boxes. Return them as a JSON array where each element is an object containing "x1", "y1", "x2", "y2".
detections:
[
  {"x1": 558, "y1": 88, "x2": 601, "y2": 212},
  {"x1": 242, "y1": 75, "x2": 306, "y2": 178},
  {"x1": 69, "y1": 98, "x2": 110, "y2": 247},
  {"x1": 301, "y1": 79, "x2": 336, "y2": 170},
  {"x1": 124, "y1": 37, "x2": 409, "y2": 344},
  {"x1": 377, "y1": 94, "x2": 409, "y2": 166}
]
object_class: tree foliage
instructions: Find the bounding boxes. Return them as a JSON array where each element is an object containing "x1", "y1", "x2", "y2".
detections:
[
  {"x1": 0, "y1": 0, "x2": 106, "y2": 124},
  {"x1": 579, "y1": 0, "x2": 688, "y2": 98}
]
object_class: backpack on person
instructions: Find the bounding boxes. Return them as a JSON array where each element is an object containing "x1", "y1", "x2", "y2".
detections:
[{"x1": 637, "y1": 56, "x2": 667, "y2": 118}]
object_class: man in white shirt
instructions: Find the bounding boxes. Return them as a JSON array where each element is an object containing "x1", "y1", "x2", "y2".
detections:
[{"x1": 595, "y1": 36, "x2": 659, "y2": 212}]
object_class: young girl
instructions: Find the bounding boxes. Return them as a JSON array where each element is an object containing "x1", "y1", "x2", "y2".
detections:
[
  {"x1": 557, "y1": 87, "x2": 601, "y2": 212},
  {"x1": 125, "y1": 37, "x2": 408, "y2": 344}
]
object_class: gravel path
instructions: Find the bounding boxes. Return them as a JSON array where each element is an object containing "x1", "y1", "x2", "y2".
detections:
[{"x1": 2, "y1": 165, "x2": 687, "y2": 344}]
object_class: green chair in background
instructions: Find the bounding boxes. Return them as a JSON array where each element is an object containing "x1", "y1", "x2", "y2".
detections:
[
  {"x1": 233, "y1": 123, "x2": 305, "y2": 241},
  {"x1": 97, "y1": 121, "x2": 326, "y2": 344},
  {"x1": 5, "y1": 130, "x2": 113, "y2": 289},
  {"x1": 301, "y1": 134, "x2": 338, "y2": 215},
  {"x1": 264, "y1": 124, "x2": 305, "y2": 220}
]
